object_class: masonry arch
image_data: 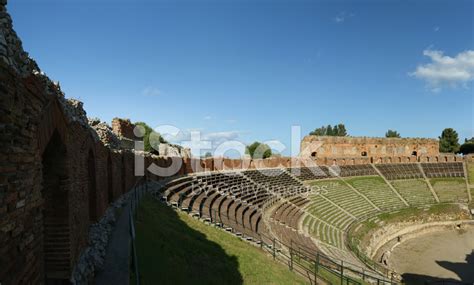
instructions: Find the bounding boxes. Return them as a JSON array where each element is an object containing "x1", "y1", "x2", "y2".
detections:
[
  {"x1": 41, "y1": 130, "x2": 71, "y2": 283},
  {"x1": 107, "y1": 154, "x2": 113, "y2": 204},
  {"x1": 88, "y1": 150, "x2": 97, "y2": 222},
  {"x1": 121, "y1": 155, "x2": 127, "y2": 194}
]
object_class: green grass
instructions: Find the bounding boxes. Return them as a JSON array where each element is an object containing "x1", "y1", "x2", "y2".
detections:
[
  {"x1": 133, "y1": 195, "x2": 309, "y2": 285},
  {"x1": 467, "y1": 163, "x2": 474, "y2": 185},
  {"x1": 350, "y1": 203, "x2": 466, "y2": 248},
  {"x1": 467, "y1": 163, "x2": 474, "y2": 207},
  {"x1": 429, "y1": 177, "x2": 466, "y2": 186}
]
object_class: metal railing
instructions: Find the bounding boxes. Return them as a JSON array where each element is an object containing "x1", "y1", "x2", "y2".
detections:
[
  {"x1": 158, "y1": 193, "x2": 397, "y2": 285},
  {"x1": 129, "y1": 176, "x2": 149, "y2": 285}
]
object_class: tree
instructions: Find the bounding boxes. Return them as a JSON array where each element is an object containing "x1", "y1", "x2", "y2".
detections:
[
  {"x1": 204, "y1": 152, "x2": 212, "y2": 158},
  {"x1": 245, "y1": 142, "x2": 272, "y2": 159},
  {"x1": 134, "y1": 122, "x2": 167, "y2": 153},
  {"x1": 385, "y1": 130, "x2": 401, "y2": 138},
  {"x1": 326, "y1": 125, "x2": 333, "y2": 136},
  {"x1": 439, "y1": 128, "x2": 460, "y2": 153},
  {"x1": 336, "y1": 124, "x2": 347, "y2": 136},
  {"x1": 309, "y1": 123, "x2": 348, "y2": 136},
  {"x1": 309, "y1": 126, "x2": 327, "y2": 136},
  {"x1": 459, "y1": 138, "x2": 474, "y2": 155}
]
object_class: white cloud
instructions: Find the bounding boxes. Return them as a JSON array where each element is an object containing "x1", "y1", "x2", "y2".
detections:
[
  {"x1": 334, "y1": 14, "x2": 345, "y2": 23},
  {"x1": 433, "y1": 26, "x2": 440, "y2": 32},
  {"x1": 164, "y1": 129, "x2": 246, "y2": 157},
  {"x1": 410, "y1": 49, "x2": 474, "y2": 91},
  {"x1": 333, "y1": 11, "x2": 354, "y2": 24},
  {"x1": 142, "y1": 87, "x2": 162, "y2": 97}
]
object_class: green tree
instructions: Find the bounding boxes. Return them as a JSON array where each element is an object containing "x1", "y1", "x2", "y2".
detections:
[
  {"x1": 204, "y1": 152, "x2": 212, "y2": 158},
  {"x1": 246, "y1": 142, "x2": 272, "y2": 159},
  {"x1": 336, "y1": 124, "x2": 347, "y2": 136},
  {"x1": 134, "y1": 122, "x2": 167, "y2": 153},
  {"x1": 326, "y1": 125, "x2": 333, "y2": 136},
  {"x1": 439, "y1": 128, "x2": 460, "y2": 153},
  {"x1": 385, "y1": 130, "x2": 401, "y2": 138},
  {"x1": 459, "y1": 138, "x2": 474, "y2": 155},
  {"x1": 309, "y1": 126, "x2": 327, "y2": 136},
  {"x1": 309, "y1": 123, "x2": 347, "y2": 136}
]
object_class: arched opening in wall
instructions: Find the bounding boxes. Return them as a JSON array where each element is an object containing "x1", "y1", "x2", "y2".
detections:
[
  {"x1": 107, "y1": 154, "x2": 113, "y2": 204},
  {"x1": 388, "y1": 157, "x2": 392, "y2": 163},
  {"x1": 121, "y1": 155, "x2": 126, "y2": 194},
  {"x1": 351, "y1": 159, "x2": 355, "y2": 165},
  {"x1": 41, "y1": 130, "x2": 71, "y2": 283},
  {"x1": 398, "y1": 157, "x2": 402, "y2": 163},
  {"x1": 412, "y1": 151, "x2": 417, "y2": 156},
  {"x1": 435, "y1": 157, "x2": 439, "y2": 162},
  {"x1": 311, "y1": 151, "x2": 317, "y2": 158},
  {"x1": 426, "y1": 157, "x2": 430, "y2": 162},
  {"x1": 445, "y1": 156, "x2": 448, "y2": 162},
  {"x1": 370, "y1": 157, "x2": 374, "y2": 163},
  {"x1": 361, "y1": 151, "x2": 367, "y2": 157},
  {"x1": 88, "y1": 150, "x2": 97, "y2": 222}
]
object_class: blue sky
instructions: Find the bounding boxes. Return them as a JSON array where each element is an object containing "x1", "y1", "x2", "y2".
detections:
[{"x1": 8, "y1": 0, "x2": 474, "y2": 156}]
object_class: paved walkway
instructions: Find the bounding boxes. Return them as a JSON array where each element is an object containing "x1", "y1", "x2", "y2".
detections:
[{"x1": 95, "y1": 201, "x2": 132, "y2": 285}]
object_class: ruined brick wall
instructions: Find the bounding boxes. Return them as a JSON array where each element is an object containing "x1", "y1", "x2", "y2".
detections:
[
  {"x1": 300, "y1": 136, "x2": 439, "y2": 160},
  {"x1": 111, "y1": 118, "x2": 135, "y2": 140},
  {"x1": 0, "y1": 1, "x2": 168, "y2": 282}
]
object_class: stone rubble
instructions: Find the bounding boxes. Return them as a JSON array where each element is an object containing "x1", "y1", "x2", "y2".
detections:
[
  {"x1": 88, "y1": 118, "x2": 121, "y2": 149},
  {"x1": 70, "y1": 190, "x2": 136, "y2": 285}
]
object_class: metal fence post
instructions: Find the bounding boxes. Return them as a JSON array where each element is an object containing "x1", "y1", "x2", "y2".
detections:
[
  {"x1": 314, "y1": 258, "x2": 318, "y2": 285},
  {"x1": 272, "y1": 238, "x2": 276, "y2": 260},
  {"x1": 340, "y1": 260, "x2": 344, "y2": 285},
  {"x1": 316, "y1": 252, "x2": 319, "y2": 273},
  {"x1": 290, "y1": 245, "x2": 293, "y2": 271}
]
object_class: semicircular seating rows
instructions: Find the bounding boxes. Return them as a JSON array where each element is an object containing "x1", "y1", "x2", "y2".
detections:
[{"x1": 155, "y1": 162, "x2": 468, "y2": 279}]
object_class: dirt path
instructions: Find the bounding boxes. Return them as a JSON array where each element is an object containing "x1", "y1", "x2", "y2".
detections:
[
  {"x1": 95, "y1": 201, "x2": 131, "y2": 285},
  {"x1": 390, "y1": 227, "x2": 474, "y2": 283}
]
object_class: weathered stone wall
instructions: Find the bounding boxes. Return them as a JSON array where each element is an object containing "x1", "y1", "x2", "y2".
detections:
[
  {"x1": 300, "y1": 136, "x2": 440, "y2": 160},
  {"x1": 111, "y1": 118, "x2": 135, "y2": 140}
]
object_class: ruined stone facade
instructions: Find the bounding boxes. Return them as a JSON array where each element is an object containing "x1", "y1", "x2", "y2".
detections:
[
  {"x1": 300, "y1": 136, "x2": 440, "y2": 162},
  {"x1": 111, "y1": 118, "x2": 135, "y2": 140}
]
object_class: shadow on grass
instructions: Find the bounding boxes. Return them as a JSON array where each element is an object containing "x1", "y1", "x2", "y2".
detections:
[
  {"x1": 401, "y1": 251, "x2": 474, "y2": 285},
  {"x1": 133, "y1": 195, "x2": 243, "y2": 285}
]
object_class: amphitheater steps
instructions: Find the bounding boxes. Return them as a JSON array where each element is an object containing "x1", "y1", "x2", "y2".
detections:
[
  {"x1": 430, "y1": 178, "x2": 470, "y2": 203},
  {"x1": 390, "y1": 179, "x2": 436, "y2": 206},
  {"x1": 371, "y1": 164, "x2": 409, "y2": 207},
  {"x1": 418, "y1": 163, "x2": 440, "y2": 203},
  {"x1": 346, "y1": 176, "x2": 407, "y2": 211}
]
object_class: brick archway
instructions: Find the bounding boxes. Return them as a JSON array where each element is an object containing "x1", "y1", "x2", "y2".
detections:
[
  {"x1": 88, "y1": 150, "x2": 98, "y2": 222},
  {"x1": 107, "y1": 154, "x2": 113, "y2": 204},
  {"x1": 41, "y1": 130, "x2": 71, "y2": 283}
]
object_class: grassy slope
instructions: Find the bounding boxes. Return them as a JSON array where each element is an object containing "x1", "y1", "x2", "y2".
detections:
[
  {"x1": 350, "y1": 203, "x2": 468, "y2": 249},
  {"x1": 133, "y1": 195, "x2": 309, "y2": 285},
  {"x1": 468, "y1": 163, "x2": 474, "y2": 207},
  {"x1": 468, "y1": 163, "x2": 474, "y2": 185}
]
